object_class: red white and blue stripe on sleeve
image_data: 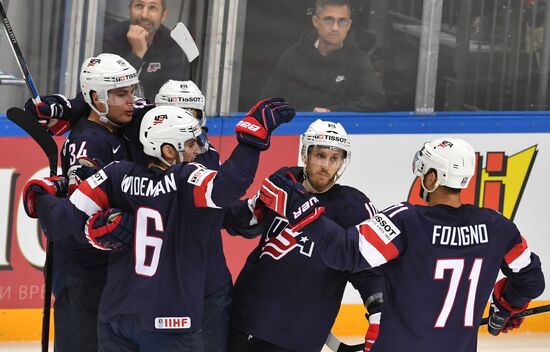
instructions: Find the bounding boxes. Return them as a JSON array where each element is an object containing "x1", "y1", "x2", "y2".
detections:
[
  {"x1": 69, "y1": 169, "x2": 110, "y2": 216},
  {"x1": 356, "y1": 204, "x2": 407, "y2": 267},
  {"x1": 186, "y1": 163, "x2": 221, "y2": 209},
  {"x1": 504, "y1": 235, "x2": 532, "y2": 273}
]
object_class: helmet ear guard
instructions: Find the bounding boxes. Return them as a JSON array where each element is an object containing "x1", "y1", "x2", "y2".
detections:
[{"x1": 412, "y1": 137, "x2": 476, "y2": 200}]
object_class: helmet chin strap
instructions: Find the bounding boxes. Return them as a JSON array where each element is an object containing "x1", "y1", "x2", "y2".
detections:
[
  {"x1": 419, "y1": 175, "x2": 440, "y2": 202},
  {"x1": 91, "y1": 96, "x2": 122, "y2": 128}
]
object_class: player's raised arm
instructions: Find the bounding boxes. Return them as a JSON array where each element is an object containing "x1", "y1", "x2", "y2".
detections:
[{"x1": 181, "y1": 98, "x2": 295, "y2": 209}]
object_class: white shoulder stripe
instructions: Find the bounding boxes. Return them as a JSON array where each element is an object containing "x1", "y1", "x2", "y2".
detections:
[
  {"x1": 384, "y1": 203, "x2": 405, "y2": 212},
  {"x1": 388, "y1": 206, "x2": 408, "y2": 218},
  {"x1": 508, "y1": 248, "x2": 532, "y2": 273},
  {"x1": 364, "y1": 203, "x2": 374, "y2": 219},
  {"x1": 358, "y1": 233, "x2": 388, "y2": 267},
  {"x1": 204, "y1": 179, "x2": 221, "y2": 209},
  {"x1": 69, "y1": 188, "x2": 102, "y2": 216}
]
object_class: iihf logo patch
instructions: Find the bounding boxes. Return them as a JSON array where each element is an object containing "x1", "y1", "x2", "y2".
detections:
[
  {"x1": 154, "y1": 317, "x2": 191, "y2": 329},
  {"x1": 147, "y1": 62, "x2": 161, "y2": 72},
  {"x1": 153, "y1": 115, "x2": 167, "y2": 125}
]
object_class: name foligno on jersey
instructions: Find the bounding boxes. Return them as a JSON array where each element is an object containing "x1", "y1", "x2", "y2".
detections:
[
  {"x1": 432, "y1": 224, "x2": 489, "y2": 247},
  {"x1": 121, "y1": 173, "x2": 177, "y2": 197}
]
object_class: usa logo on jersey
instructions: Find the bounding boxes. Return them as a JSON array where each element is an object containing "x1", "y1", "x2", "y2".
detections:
[{"x1": 260, "y1": 216, "x2": 314, "y2": 260}]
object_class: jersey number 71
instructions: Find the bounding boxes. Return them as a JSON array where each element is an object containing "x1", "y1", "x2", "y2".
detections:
[{"x1": 434, "y1": 258, "x2": 484, "y2": 328}]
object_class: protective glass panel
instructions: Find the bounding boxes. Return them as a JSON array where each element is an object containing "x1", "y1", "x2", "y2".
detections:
[
  {"x1": 238, "y1": 0, "x2": 402, "y2": 112},
  {"x1": 0, "y1": 0, "x2": 67, "y2": 112},
  {"x1": 438, "y1": 0, "x2": 550, "y2": 111}
]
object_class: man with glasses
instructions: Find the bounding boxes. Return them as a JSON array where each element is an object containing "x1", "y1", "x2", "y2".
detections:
[{"x1": 262, "y1": 0, "x2": 386, "y2": 112}]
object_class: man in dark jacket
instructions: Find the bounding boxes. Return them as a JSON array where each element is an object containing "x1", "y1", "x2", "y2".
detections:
[
  {"x1": 103, "y1": 0, "x2": 186, "y2": 101},
  {"x1": 262, "y1": 0, "x2": 386, "y2": 112}
]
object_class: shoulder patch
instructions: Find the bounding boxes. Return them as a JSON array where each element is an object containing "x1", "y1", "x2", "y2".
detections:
[
  {"x1": 367, "y1": 213, "x2": 401, "y2": 244},
  {"x1": 87, "y1": 169, "x2": 108, "y2": 189},
  {"x1": 187, "y1": 165, "x2": 214, "y2": 186}
]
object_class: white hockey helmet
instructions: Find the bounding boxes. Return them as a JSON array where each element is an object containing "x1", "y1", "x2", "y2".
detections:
[
  {"x1": 80, "y1": 53, "x2": 139, "y2": 123},
  {"x1": 412, "y1": 137, "x2": 476, "y2": 194},
  {"x1": 155, "y1": 80, "x2": 207, "y2": 127},
  {"x1": 301, "y1": 119, "x2": 352, "y2": 179},
  {"x1": 140, "y1": 105, "x2": 206, "y2": 167}
]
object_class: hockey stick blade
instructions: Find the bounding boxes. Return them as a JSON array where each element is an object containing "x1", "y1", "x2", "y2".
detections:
[
  {"x1": 7, "y1": 107, "x2": 57, "y2": 175},
  {"x1": 171, "y1": 22, "x2": 199, "y2": 63},
  {"x1": 328, "y1": 304, "x2": 550, "y2": 352}
]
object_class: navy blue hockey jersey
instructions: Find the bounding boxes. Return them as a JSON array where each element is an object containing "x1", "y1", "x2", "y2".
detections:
[
  {"x1": 67, "y1": 94, "x2": 233, "y2": 294},
  {"x1": 226, "y1": 167, "x2": 382, "y2": 352},
  {"x1": 53, "y1": 118, "x2": 128, "y2": 290},
  {"x1": 304, "y1": 202, "x2": 545, "y2": 352},
  {"x1": 64, "y1": 146, "x2": 257, "y2": 332}
]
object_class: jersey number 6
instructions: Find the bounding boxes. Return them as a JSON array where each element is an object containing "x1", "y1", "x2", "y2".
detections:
[{"x1": 135, "y1": 208, "x2": 164, "y2": 277}]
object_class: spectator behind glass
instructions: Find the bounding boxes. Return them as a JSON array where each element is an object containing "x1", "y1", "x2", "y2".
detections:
[
  {"x1": 102, "y1": 0, "x2": 186, "y2": 102},
  {"x1": 262, "y1": 0, "x2": 386, "y2": 112}
]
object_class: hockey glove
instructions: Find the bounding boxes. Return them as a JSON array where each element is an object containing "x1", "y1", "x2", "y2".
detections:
[
  {"x1": 488, "y1": 278, "x2": 529, "y2": 336},
  {"x1": 67, "y1": 157, "x2": 105, "y2": 196},
  {"x1": 85, "y1": 208, "x2": 135, "y2": 251},
  {"x1": 235, "y1": 97, "x2": 295, "y2": 150},
  {"x1": 25, "y1": 94, "x2": 72, "y2": 136},
  {"x1": 259, "y1": 172, "x2": 324, "y2": 232},
  {"x1": 364, "y1": 295, "x2": 383, "y2": 352},
  {"x1": 23, "y1": 176, "x2": 68, "y2": 218}
]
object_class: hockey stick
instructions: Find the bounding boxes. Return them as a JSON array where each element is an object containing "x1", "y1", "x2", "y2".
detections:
[
  {"x1": 326, "y1": 304, "x2": 550, "y2": 352},
  {"x1": 7, "y1": 108, "x2": 57, "y2": 352},
  {"x1": 1, "y1": 3, "x2": 55, "y2": 351},
  {"x1": 0, "y1": 1, "x2": 41, "y2": 104},
  {"x1": 479, "y1": 303, "x2": 550, "y2": 325},
  {"x1": 170, "y1": 22, "x2": 199, "y2": 79},
  {"x1": 7, "y1": 108, "x2": 58, "y2": 176}
]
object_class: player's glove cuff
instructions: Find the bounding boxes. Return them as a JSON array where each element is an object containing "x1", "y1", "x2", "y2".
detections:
[
  {"x1": 488, "y1": 278, "x2": 529, "y2": 336},
  {"x1": 85, "y1": 208, "x2": 134, "y2": 251},
  {"x1": 23, "y1": 176, "x2": 68, "y2": 218}
]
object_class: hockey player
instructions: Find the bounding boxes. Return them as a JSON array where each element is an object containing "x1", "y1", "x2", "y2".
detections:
[
  {"x1": 26, "y1": 78, "x2": 232, "y2": 351},
  {"x1": 28, "y1": 79, "x2": 234, "y2": 351},
  {"x1": 223, "y1": 119, "x2": 384, "y2": 352},
  {"x1": 40, "y1": 53, "x2": 139, "y2": 352},
  {"x1": 259, "y1": 137, "x2": 545, "y2": 352},
  {"x1": 22, "y1": 99, "x2": 295, "y2": 351},
  {"x1": 156, "y1": 80, "x2": 233, "y2": 352}
]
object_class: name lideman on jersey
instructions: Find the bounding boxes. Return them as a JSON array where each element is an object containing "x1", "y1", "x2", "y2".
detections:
[
  {"x1": 121, "y1": 173, "x2": 177, "y2": 197},
  {"x1": 432, "y1": 224, "x2": 489, "y2": 247}
]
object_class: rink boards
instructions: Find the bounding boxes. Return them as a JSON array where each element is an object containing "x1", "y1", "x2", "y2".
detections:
[{"x1": 0, "y1": 111, "x2": 549, "y2": 340}]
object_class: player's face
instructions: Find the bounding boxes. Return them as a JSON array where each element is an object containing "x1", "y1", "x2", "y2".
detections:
[
  {"x1": 182, "y1": 138, "x2": 201, "y2": 162},
  {"x1": 312, "y1": 4, "x2": 352, "y2": 47},
  {"x1": 106, "y1": 86, "x2": 135, "y2": 125},
  {"x1": 129, "y1": 0, "x2": 167, "y2": 34},
  {"x1": 305, "y1": 146, "x2": 344, "y2": 191}
]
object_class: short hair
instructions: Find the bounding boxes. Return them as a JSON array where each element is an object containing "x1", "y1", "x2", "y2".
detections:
[
  {"x1": 314, "y1": 0, "x2": 351, "y2": 15},
  {"x1": 130, "y1": 0, "x2": 167, "y2": 11}
]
